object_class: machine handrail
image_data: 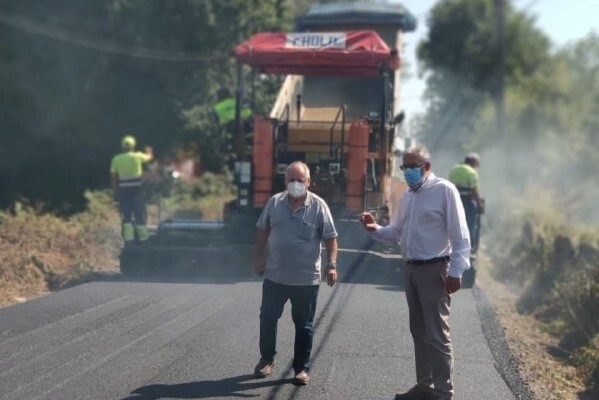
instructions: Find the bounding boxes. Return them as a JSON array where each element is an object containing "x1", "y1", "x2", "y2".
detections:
[
  {"x1": 278, "y1": 103, "x2": 290, "y2": 125},
  {"x1": 329, "y1": 104, "x2": 347, "y2": 163}
]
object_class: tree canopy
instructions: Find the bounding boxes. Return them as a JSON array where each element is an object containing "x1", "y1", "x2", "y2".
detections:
[
  {"x1": 414, "y1": 0, "x2": 599, "y2": 225},
  {"x1": 415, "y1": 0, "x2": 551, "y2": 151},
  {"x1": 0, "y1": 0, "x2": 300, "y2": 211}
]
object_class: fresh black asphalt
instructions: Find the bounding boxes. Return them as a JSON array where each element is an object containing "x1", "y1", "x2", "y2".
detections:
[{"x1": 0, "y1": 257, "x2": 529, "y2": 400}]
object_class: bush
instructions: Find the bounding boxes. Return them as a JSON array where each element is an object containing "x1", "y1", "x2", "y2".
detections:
[
  {"x1": 485, "y1": 186, "x2": 599, "y2": 387},
  {"x1": 160, "y1": 172, "x2": 236, "y2": 221},
  {"x1": 0, "y1": 191, "x2": 122, "y2": 307}
]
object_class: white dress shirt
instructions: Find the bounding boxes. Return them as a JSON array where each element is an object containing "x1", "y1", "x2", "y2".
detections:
[{"x1": 373, "y1": 172, "x2": 471, "y2": 278}]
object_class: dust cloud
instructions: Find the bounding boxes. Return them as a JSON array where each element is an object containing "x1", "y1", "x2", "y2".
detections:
[{"x1": 429, "y1": 131, "x2": 599, "y2": 232}]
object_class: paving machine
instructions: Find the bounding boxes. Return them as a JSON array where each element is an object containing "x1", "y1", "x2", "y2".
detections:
[{"x1": 120, "y1": 2, "x2": 417, "y2": 278}]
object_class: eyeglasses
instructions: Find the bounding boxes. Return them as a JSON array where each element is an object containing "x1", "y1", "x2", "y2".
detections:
[{"x1": 399, "y1": 163, "x2": 425, "y2": 171}]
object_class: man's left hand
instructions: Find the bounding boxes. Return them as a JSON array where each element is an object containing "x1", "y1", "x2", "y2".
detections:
[
  {"x1": 326, "y1": 269, "x2": 337, "y2": 287},
  {"x1": 446, "y1": 276, "x2": 461, "y2": 294}
]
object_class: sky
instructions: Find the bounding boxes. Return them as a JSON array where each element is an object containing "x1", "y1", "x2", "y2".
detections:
[{"x1": 391, "y1": 0, "x2": 599, "y2": 118}]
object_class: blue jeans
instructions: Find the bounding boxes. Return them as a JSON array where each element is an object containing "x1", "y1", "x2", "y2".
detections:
[{"x1": 259, "y1": 279, "x2": 319, "y2": 373}]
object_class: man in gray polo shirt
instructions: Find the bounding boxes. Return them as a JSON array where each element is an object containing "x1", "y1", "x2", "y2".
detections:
[{"x1": 253, "y1": 161, "x2": 338, "y2": 386}]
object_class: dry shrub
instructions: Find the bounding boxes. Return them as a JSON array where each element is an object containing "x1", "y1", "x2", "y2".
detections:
[
  {"x1": 485, "y1": 184, "x2": 599, "y2": 389},
  {"x1": 0, "y1": 191, "x2": 121, "y2": 307},
  {"x1": 0, "y1": 176, "x2": 236, "y2": 308},
  {"x1": 160, "y1": 172, "x2": 236, "y2": 221}
]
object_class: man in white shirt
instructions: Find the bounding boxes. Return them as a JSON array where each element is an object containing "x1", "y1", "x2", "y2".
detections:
[{"x1": 360, "y1": 145, "x2": 471, "y2": 400}]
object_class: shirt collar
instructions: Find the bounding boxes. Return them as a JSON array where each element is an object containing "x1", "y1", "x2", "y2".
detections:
[
  {"x1": 285, "y1": 191, "x2": 310, "y2": 207},
  {"x1": 410, "y1": 172, "x2": 436, "y2": 193}
]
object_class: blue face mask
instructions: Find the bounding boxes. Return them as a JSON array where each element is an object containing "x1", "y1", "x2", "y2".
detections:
[{"x1": 404, "y1": 167, "x2": 424, "y2": 188}]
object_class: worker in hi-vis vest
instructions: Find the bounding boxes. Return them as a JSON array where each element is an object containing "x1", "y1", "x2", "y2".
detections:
[
  {"x1": 213, "y1": 88, "x2": 252, "y2": 153},
  {"x1": 448, "y1": 152, "x2": 484, "y2": 254},
  {"x1": 213, "y1": 88, "x2": 252, "y2": 132},
  {"x1": 110, "y1": 135, "x2": 153, "y2": 245}
]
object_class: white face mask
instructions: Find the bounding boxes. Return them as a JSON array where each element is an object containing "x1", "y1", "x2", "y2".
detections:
[{"x1": 287, "y1": 181, "x2": 307, "y2": 198}]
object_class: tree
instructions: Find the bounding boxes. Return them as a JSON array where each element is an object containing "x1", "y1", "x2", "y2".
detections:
[
  {"x1": 0, "y1": 0, "x2": 300, "y2": 211},
  {"x1": 415, "y1": 0, "x2": 550, "y2": 153},
  {"x1": 414, "y1": 0, "x2": 599, "y2": 223}
]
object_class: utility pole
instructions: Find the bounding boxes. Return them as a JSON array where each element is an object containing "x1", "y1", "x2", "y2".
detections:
[{"x1": 494, "y1": 0, "x2": 506, "y2": 147}]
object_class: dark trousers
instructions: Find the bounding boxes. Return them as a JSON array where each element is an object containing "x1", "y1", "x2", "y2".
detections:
[
  {"x1": 405, "y1": 261, "x2": 454, "y2": 400},
  {"x1": 259, "y1": 279, "x2": 319, "y2": 373},
  {"x1": 118, "y1": 186, "x2": 147, "y2": 225},
  {"x1": 460, "y1": 195, "x2": 479, "y2": 253}
]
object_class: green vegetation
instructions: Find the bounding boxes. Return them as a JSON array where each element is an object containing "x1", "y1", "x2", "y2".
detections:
[
  {"x1": 485, "y1": 196, "x2": 599, "y2": 392},
  {"x1": 0, "y1": 191, "x2": 121, "y2": 305},
  {"x1": 153, "y1": 172, "x2": 237, "y2": 221},
  {"x1": 0, "y1": 0, "x2": 317, "y2": 211},
  {"x1": 0, "y1": 173, "x2": 235, "y2": 307}
]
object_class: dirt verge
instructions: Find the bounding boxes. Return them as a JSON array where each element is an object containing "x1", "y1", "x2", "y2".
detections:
[{"x1": 477, "y1": 259, "x2": 587, "y2": 400}]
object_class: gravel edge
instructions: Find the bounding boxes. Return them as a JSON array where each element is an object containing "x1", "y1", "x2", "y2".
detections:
[{"x1": 473, "y1": 285, "x2": 537, "y2": 400}]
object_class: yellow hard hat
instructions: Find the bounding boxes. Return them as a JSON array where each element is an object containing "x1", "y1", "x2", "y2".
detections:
[{"x1": 121, "y1": 135, "x2": 136, "y2": 149}]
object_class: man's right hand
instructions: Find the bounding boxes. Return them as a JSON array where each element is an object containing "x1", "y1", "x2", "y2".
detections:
[{"x1": 359, "y1": 212, "x2": 378, "y2": 232}]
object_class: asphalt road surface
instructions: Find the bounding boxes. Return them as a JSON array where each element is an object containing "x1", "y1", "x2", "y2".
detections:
[{"x1": 0, "y1": 255, "x2": 528, "y2": 400}]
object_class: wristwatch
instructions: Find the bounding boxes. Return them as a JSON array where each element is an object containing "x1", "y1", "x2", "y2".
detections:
[{"x1": 327, "y1": 262, "x2": 337, "y2": 270}]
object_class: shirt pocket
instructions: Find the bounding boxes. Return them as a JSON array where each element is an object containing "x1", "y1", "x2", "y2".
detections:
[{"x1": 297, "y1": 221, "x2": 318, "y2": 241}]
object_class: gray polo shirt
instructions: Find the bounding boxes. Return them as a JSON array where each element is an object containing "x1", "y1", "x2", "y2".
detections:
[{"x1": 256, "y1": 191, "x2": 338, "y2": 286}]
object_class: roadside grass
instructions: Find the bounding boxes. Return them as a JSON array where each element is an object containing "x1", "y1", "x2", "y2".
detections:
[
  {"x1": 484, "y1": 185, "x2": 599, "y2": 395},
  {"x1": 147, "y1": 172, "x2": 236, "y2": 223},
  {"x1": 0, "y1": 173, "x2": 236, "y2": 308},
  {"x1": 0, "y1": 190, "x2": 122, "y2": 307}
]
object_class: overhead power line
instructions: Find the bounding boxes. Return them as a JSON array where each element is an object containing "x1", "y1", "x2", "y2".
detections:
[{"x1": 0, "y1": 12, "x2": 231, "y2": 63}]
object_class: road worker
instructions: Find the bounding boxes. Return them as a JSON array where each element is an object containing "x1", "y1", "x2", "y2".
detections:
[
  {"x1": 213, "y1": 88, "x2": 253, "y2": 160},
  {"x1": 110, "y1": 135, "x2": 153, "y2": 245},
  {"x1": 213, "y1": 88, "x2": 252, "y2": 133},
  {"x1": 448, "y1": 152, "x2": 483, "y2": 254}
]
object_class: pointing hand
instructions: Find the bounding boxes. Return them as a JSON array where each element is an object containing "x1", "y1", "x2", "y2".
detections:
[{"x1": 359, "y1": 212, "x2": 378, "y2": 232}]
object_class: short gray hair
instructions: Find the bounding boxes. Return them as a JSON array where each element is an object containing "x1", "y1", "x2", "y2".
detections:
[
  {"x1": 285, "y1": 161, "x2": 311, "y2": 179},
  {"x1": 405, "y1": 145, "x2": 431, "y2": 163}
]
